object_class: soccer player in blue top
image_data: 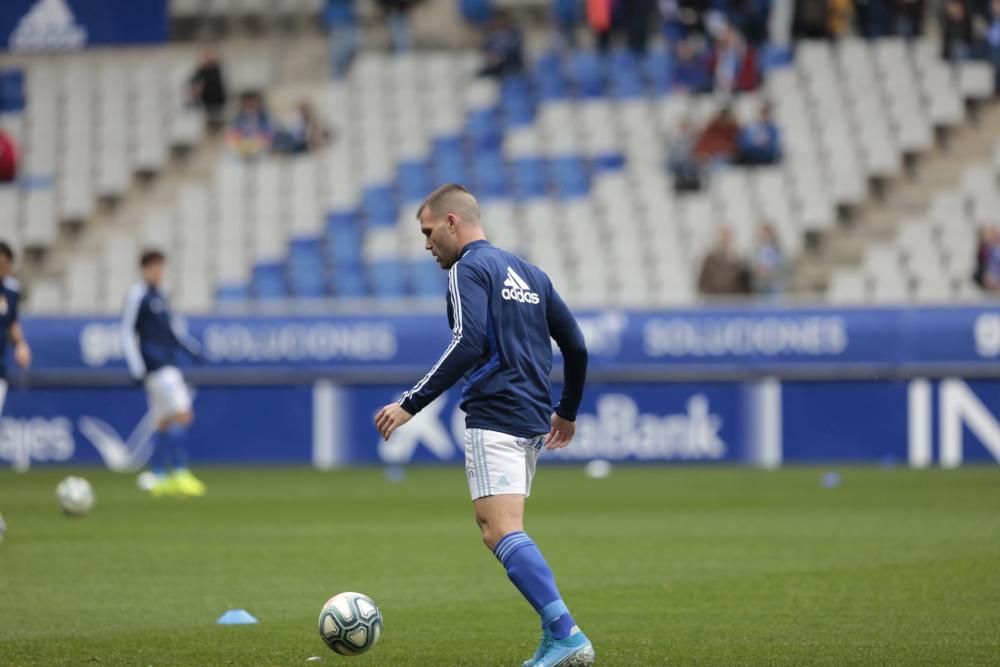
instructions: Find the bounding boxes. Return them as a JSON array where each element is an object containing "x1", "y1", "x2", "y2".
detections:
[
  {"x1": 121, "y1": 251, "x2": 206, "y2": 498},
  {"x1": 375, "y1": 185, "x2": 594, "y2": 667},
  {"x1": 0, "y1": 242, "x2": 32, "y2": 417}
]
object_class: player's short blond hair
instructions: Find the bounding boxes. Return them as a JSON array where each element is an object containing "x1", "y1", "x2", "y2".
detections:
[{"x1": 416, "y1": 184, "x2": 480, "y2": 223}]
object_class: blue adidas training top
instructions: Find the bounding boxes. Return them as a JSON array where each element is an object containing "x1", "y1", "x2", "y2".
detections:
[
  {"x1": 400, "y1": 240, "x2": 588, "y2": 438},
  {"x1": 121, "y1": 283, "x2": 202, "y2": 380}
]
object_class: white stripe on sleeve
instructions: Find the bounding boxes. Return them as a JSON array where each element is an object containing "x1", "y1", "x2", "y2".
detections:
[
  {"x1": 401, "y1": 262, "x2": 463, "y2": 402},
  {"x1": 120, "y1": 283, "x2": 147, "y2": 379}
]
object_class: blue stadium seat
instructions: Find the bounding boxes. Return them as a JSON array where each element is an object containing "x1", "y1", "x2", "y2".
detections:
[
  {"x1": 551, "y1": 156, "x2": 590, "y2": 198},
  {"x1": 511, "y1": 157, "x2": 548, "y2": 199},
  {"x1": 609, "y1": 52, "x2": 644, "y2": 99},
  {"x1": 434, "y1": 155, "x2": 467, "y2": 185},
  {"x1": 328, "y1": 226, "x2": 363, "y2": 268},
  {"x1": 216, "y1": 284, "x2": 250, "y2": 303},
  {"x1": 644, "y1": 49, "x2": 673, "y2": 93},
  {"x1": 533, "y1": 51, "x2": 566, "y2": 99},
  {"x1": 410, "y1": 260, "x2": 448, "y2": 297},
  {"x1": 326, "y1": 210, "x2": 358, "y2": 233},
  {"x1": 332, "y1": 265, "x2": 368, "y2": 297},
  {"x1": 500, "y1": 76, "x2": 536, "y2": 126},
  {"x1": 472, "y1": 151, "x2": 507, "y2": 199},
  {"x1": 369, "y1": 260, "x2": 408, "y2": 298},
  {"x1": 362, "y1": 184, "x2": 397, "y2": 227},
  {"x1": 466, "y1": 109, "x2": 502, "y2": 150},
  {"x1": 432, "y1": 135, "x2": 464, "y2": 164},
  {"x1": 569, "y1": 51, "x2": 605, "y2": 98},
  {"x1": 289, "y1": 237, "x2": 324, "y2": 267},
  {"x1": 0, "y1": 68, "x2": 25, "y2": 112},
  {"x1": 398, "y1": 160, "x2": 431, "y2": 203},
  {"x1": 593, "y1": 153, "x2": 626, "y2": 171},
  {"x1": 252, "y1": 263, "x2": 288, "y2": 300},
  {"x1": 289, "y1": 267, "x2": 328, "y2": 298}
]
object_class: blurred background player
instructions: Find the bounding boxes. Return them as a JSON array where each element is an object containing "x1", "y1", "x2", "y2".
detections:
[
  {"x1": 0, "y1": 242, "x2": 31, "y2": 418},
  {"x1": 374, "y1": 185, "x2": 593, "y2": 667},
  {"x1": 120, "y1": 251, "x2": 205, "y2": 497}
]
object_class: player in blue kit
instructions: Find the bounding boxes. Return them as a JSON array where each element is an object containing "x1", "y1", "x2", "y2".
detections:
[
  {"x1": 0, "y1": 243, "x2": 32, "y2": 420},
  {"x1": 121, "y1": 251, "x2": 206, "y2": 497},
  {"x1": 375, "y1": 185, "x2": 594, "y2": 667}
]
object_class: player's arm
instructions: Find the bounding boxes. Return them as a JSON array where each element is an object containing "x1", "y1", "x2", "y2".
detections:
[
  {"x1": 545, "y1": 285, "x2": 588, "y2": 449},
  {"x1": 120, "y1": 286, "x2": 147, "y2": 382},
  {"x1": 169, "y1": 315, "x2": 204, "y2": 362},
  {"x1": 8, "y1": 322, "x2": 29, "y2": 369},
  {"x1": 375, "y1": 263, "x2": 489, "y2": 441},
  {"x1": 7, "y1": 288, "x2": 29, "y2": 369}
]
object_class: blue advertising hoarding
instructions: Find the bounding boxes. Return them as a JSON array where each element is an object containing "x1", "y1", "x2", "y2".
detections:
[
  {"x1": 0, "y1": 0, "x2": 167, "y2": 51},
  {"x1": 2, "y1": 377, "x2": 998, "y2": 471},
  {"x1": 18, "y1": 305, "x2": 1000, "y2": 381}
]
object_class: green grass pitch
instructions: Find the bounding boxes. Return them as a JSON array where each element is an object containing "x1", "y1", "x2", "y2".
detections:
[{"x1": 1, "y1": 466, "x2": 999, "y2": 666}]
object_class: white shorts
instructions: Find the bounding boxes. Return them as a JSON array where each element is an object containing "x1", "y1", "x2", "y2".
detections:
[
  {"x1": 464, "y1": 428, "x2": 544, "y2": 501},
  {"x1": 144, "y1": 366, "x2": 192, "y2": 424}
]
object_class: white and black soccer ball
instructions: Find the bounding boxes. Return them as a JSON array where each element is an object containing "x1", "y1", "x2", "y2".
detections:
[
  {"x1": 56, "y1": 476, "x2": 95, "y2": 517},
  {"x1": 318, "y1": 592, "x2": 383, "y2": 656}
]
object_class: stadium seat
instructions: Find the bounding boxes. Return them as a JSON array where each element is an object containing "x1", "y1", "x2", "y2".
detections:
[{"x1": 252, "y1": 263, "x2": 289, "y2": 300}]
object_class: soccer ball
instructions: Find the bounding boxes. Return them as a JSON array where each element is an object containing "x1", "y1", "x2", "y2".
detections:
[
  {"x1": 56, "y1": 476, "x2": 95, "y2": 516},
  {"x1": 318, "y1": 592, "x2": 383, "y2": 656},
  {"x1": 0, "y1": 512, "x2": 6, "y2": 542}
]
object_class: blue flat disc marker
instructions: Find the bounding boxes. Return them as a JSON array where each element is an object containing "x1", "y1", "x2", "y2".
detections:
[{"x1": 217, "y1": 609, "x2": 259, "y2": 625}]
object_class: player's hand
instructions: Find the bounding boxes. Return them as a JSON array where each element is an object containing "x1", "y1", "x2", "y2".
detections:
[
  {"x1": 545, "y1": 414, "x2": 575, "y2": 450},
  {"x1": 374, "y1": 403, "x2": 413, "y2": 441},
  {"x1": 14, "y1": 341, "x2": 30, "y2": 369}
]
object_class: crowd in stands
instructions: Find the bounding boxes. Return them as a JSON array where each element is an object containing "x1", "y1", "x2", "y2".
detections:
[
  {"x1": 186, "y1": 48, "x2": 330, "y2": 160},
  {"x1": 668, "y1": 103, "x2": 781, "y2": 192},
  {"x1": 697, "y1": 223, "x2": 788, "y2": 297}
]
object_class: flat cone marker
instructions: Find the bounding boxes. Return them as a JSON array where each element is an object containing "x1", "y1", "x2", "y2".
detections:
[{"x1": 217, "y1": 609, "x2": 258, "y2": 625}]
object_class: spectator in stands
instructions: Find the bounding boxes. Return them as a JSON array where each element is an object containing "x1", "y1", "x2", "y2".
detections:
[
  {"x1": 589, "y1": 0, "x2": 615, "y2": 52},
  {"x1": 667, "y1": 118, "x2": 703, "y2": 192},
  {"x1": 661, "y1": 0, "x2": 712, "y2": 41},
  {"x1": 0, "y1": 129, "x2": 16, "y2": 183},
  {"x1": 709, "y1": 23, "x2": 760, "y2": 93},
  {"x1": 985, "y1": 0, "x2": 1000, "y2": 92},
  {"x1": 273, "y1": 102, "x2": 332, "y2": 155},
  {"x1": 752, "y1": 223, "x2": 786, "y2": 295},
  {"x1": 895, "y1": 0, "x2": 926, "y2": 38},
  {"x1": 942, "y1": 0, "x2": 975, "y2": 62},
  {"x1": 974, "y1": 224, "x2": 1000, "y2": 290},
  {"x1": 620, "y1": 0, "x2": 658, "y2": 54},
  {"x1": 378, "y1": 0, "x2": 419, "y2": 52},
  {"x1": 698, "y1": 225, "x2": 751, "y2": 296},
  {"x1": 326, "y1": 0, "x2": 361, "y2": 79},
  {"x1": 478, "y1": 12, "x2": 525, "y2": 78},
  {"x1": 188, "y1": 47, "x2": 228, "y2": 127},
  {"x1": 227, "y1": 92, "x2": 272, "y2": 159},
  {"x1": 672, "y1": 37, "x2": 712, "y2": 92},
  {"x1": 828, "y1": 0, "x2": 856, "y2": 39},
  {"x1": 793, "y1": 0, "x2": 834, "y2": 39},
  {"x1": 737, "y1": 103, "x2": 782, "y2": 166},
  {"x1": 855, "y1": 0, "x2": 893, "y2": 38},
  {"x1": 723, "y1": 0, "x2": 770, "y2": 46},
  {"x1": 695, "y1": 106, "x2": 740, "y2": 168}
]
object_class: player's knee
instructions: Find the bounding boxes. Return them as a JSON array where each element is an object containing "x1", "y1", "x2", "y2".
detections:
[{"x1": 479, "y1": 523, "x2": 504, "y2": 551}]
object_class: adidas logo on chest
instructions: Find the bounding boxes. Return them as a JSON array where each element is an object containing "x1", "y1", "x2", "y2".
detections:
[{"x1": 501, "y1": 266, "x2": 540, "y2": 304}]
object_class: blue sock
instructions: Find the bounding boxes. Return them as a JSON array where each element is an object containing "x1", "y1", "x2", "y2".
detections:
[
  {"x1": 150, "y1": 431, "x2": 172, "y2": 476},
  {"x1": 163, "y1": 423, "x2": 190, "y2": 471},
  {"x1": 493, "y1": 531, "x2": 577, "y2": 640}
]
